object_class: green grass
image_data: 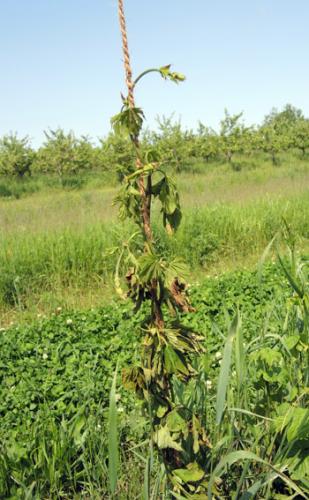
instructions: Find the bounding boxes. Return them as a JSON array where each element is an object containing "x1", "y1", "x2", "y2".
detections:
[{"x1": 0, "y1": 157, "x2": 308, "y2": 323}]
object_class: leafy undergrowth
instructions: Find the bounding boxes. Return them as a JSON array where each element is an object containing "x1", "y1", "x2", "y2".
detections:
[{"x1": 0, "y1": 262, "x2": 308, "y2": 498}]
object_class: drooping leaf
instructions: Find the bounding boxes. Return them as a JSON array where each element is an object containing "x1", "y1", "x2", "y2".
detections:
[
  {"x1": 166, "y1": 410, "x2": 187, "y2": 433},
  {"x1": 153, "y1": 425, "x2": 183, "y2": 451},
  {"x1": 111, "y1": 106, "x2": 145, "y2": 137},
  {"x1": 173, "y1": 462, "x2": 204, "y2": 484},
  {"x1": 164, "y1": 344, "x2": 189, "y2": 376}
]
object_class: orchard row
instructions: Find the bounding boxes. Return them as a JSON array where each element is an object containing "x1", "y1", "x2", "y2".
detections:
[{"x1": 0, "y1": 103, "x2": 308, "y2": 179}]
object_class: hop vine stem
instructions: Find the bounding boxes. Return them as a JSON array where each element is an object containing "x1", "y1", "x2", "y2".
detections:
[{"x1": 115, "y1": 3, "x2": 210, "y2": 491}]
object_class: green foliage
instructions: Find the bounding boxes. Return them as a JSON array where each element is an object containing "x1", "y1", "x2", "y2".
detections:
[
  {"x1": 215, "y1": 311, "x2": 241, "y2": 424},
  {"x1": 0, "y1": 260, "x2": 308, "y2": 497},
  {"x1": 0, "y1": 133, "x2": 34, "y2": 177},
  {"x1": 0, "y1": 102, "x2": 308, "y2": 183},
  {"x1": 195, "y1": 122, "x2": 219, "y2": 163},
  {"x1": 219, "y1": 109, "x2": 248, "y2": 163},
  {"x1": 100, "y1": 130, "x2": 135, "y2": 181},
  {"x1": 108, "y1": 367, "x2": 119, "y2": 495},
  {"x1": 292, "y1": 118, "x2": 309, "y2": 155},
  {"x1": 150, "y1": 115, "x2": 193, "y2": 172},
  {"x1": 259, "y1": 104, "x2": 306, "y2": 164},
  {"x1": 34, "y1": 129, "x2": 100, "y2": 181},
  {"x1": 111, "y1": 104, "x2": 145, "y2": 139}
]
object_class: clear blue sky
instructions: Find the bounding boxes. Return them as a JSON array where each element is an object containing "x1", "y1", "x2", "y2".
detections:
[{"x1": 1, "y1": 0, "x2": 308, "y2": 147}]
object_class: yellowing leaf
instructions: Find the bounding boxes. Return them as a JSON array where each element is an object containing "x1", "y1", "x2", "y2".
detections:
[
  {"x1": 173, "y1": 462, "x2": 204, "y2": 483},
  {"x1": 153, "y1": 425, "x2": 182, "y2": 451}
]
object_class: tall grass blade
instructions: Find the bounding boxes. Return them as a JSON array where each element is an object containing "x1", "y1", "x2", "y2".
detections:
[
  {"x1": 234, "y1": 312, "x2": 245, "y2": 388},
  {"x1": 108, "y1": 365, "x2": 118, "y2": 496},
  {"x1": 239, "y1": 479, "x2": 264, "y2": 499},
  {"x1": 143, "y1": 455, "x2": 150, "y2": 500},
  {"x1": 257, "y1": 234, "x2": 277, "y2": 283},
  {"x1": 151, "y1": 464, "x2": 166, "y2": 500},
  {"x1": 277, "y1": 253, "x2": 304, "y2": 298},
  {"x1": 215, "y1": 311, "x2": 240, "y2": 425},
  {"x1": 207, "y1": 450, "x2": 308, "y2": 500}
]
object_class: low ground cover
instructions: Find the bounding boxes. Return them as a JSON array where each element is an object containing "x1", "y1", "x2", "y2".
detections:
[{"x1": 0, "y1": 261, "x2": 308, "y2": 498}]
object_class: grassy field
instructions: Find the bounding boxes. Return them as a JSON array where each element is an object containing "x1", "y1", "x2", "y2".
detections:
[{"x1": 0, "y1": 157, "x2": 309, "y2": 325}]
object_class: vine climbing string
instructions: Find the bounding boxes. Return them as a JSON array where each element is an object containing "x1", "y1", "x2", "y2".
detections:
[{"x1": 113, "y1": 1, "x2": 209, "y2": 496}]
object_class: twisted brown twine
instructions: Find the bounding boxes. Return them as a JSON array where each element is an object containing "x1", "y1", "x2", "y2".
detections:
[
  {"x1": 117, "y1": 0, "x2": 151, "y2": 241},
  {"x1": 118, "y1": 0, "x2": 135, "y2": 108}
]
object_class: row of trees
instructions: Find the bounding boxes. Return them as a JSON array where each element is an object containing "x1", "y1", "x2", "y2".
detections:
[{"x1": 0, "y1": 104, "x2": 308, "y2": 179}]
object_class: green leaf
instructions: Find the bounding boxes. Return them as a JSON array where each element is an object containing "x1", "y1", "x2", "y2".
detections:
[
  {"x1": 234, "y1": 312, "x2": 245, "y2": 387},
  {"x1": 72, "y1": 414, "x2": 86, "y2": 446},
  {"x1": 159, "y1": 65, "x2": 186, "y2": 83},
  {"x1": 111, "y1": 106, "x2": 145, "y2": 137},
  {"x1": 164, "y1": 345, "x2": 189, "y2": 376},
  {"x1": 207, "y1": 450, "x2": 308, "y2": 500},
  {"x1": 192, "y1": 415, "x2": 200, "y2": 454},
  {"x1": 173, "y1": 462, "x2": 204, "y2": 483},
  {"x1": 157, "y1": 405, "x2": 168, "y2": 418},
  {"x1": 164, "y1": 207, "x2": 182, "y2": 232},
  {"x1": 166, "y1": 410, "x2": 187, "y2": 433},
  {"x1": 216, "y1": 311, "x2": 240, "y2": 425},
  {"x1": 284, "y1": 335, "x2": 300, "y2": 350},
  {"x1": 108, "y1": 366, "x2": 118, "y2": 496},
  {"x1": 286, "y1": 408, "x2": 309, "y2": 442},
  {"x1": 153, "y1": 424, "x2": 183, "y2": 451},
  {"x1": 257, "y1": 234, "x2": 278, "y2": 283},
  {"x1": 277, "y1": 253, "x2": 304, "y2": 298},
  {"x1": 165, "y1": 257, "x2": 189, "y2": 286}
]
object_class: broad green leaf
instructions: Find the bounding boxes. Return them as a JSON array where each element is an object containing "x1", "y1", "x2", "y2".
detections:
[
  {"x1": 173, "y1": 462, "x2": 204, "y2": 483},
  {"x1": 166, "y1": 410, "x2": 187, "y2": 433},
  {"x1": 286, "y1": 408, "x2": 309, "y2": 442},
  {"x1": 164, "y1": 345, "x2": 189, "y2": 376},
  {"x1": 284, "y1": 335, "x2": 300, "y2": 350},
  {"x1": 164, "y1": 207, "x2": 182, "y2": 232}
]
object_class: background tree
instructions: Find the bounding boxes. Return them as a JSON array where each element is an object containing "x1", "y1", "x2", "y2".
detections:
[
  {"x1": 0, "y1": 133, "x2": 34, "y2": 177},
  {"x1": 264, "y1": 103, "x2": 304, "y2": 129},
  {"x1": 195, "y1": 122, "x2": 219, "y2": 163},
  {"x1": 151, "y1": 115, "x2": 192, "y2": 172},
  {"x1": 260, "y1": 104, "x2": 304, "y2": 163},
  {"x1": 34, "y1": 129, "x2": 95, "y2": 182},
  {"x1": 291, "y1": 118, "x2": 309, "y2": 156},
  {"x1": 219, "y1": 109, "x2": 246, "y2": 164},
  {"x1": 99, "y1": 130, "x2": 135, "y2": 181}
]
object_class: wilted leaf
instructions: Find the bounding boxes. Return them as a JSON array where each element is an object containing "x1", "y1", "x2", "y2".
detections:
[
  {"x1": 166, "y1": 410, "x2": 187, "y2": 433},
  {"x1": 173, "y1": 462, "x2": 204, "y2": 483},
  {"x1": 153, "y1": 424, "x2": 182, "y2": 451}
]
